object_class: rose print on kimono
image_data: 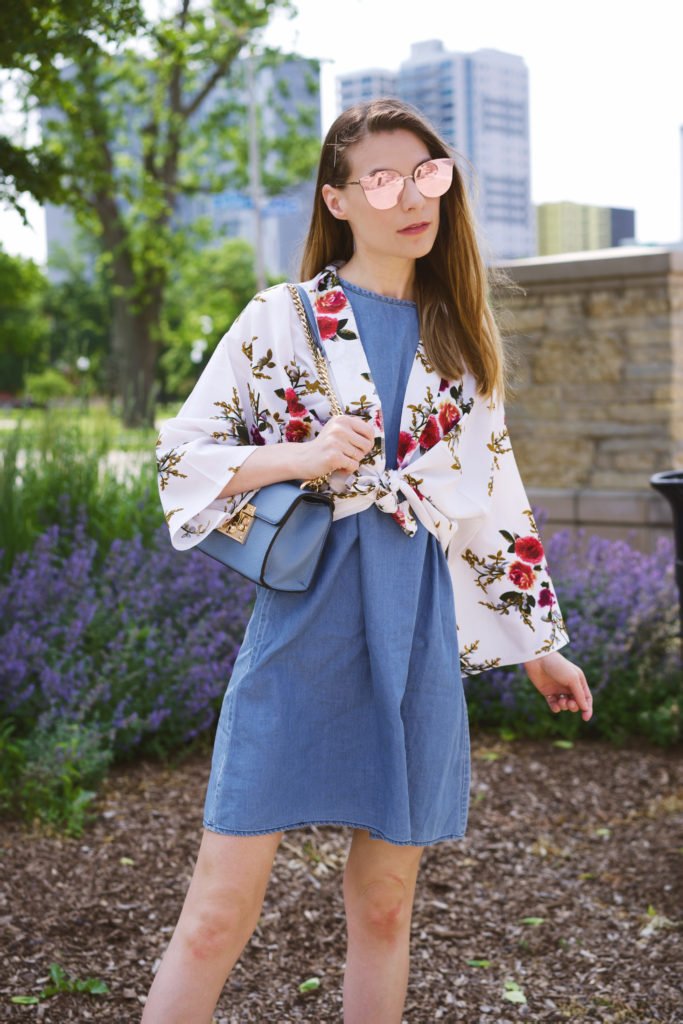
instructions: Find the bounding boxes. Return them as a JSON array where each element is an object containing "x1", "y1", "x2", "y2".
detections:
[
  {"x1": 500, "y1": 530, "x2": 544, "y2": 566},
  {"x1": 513, "y1": 535, "x2": 545, "y2": 564},
  {"x1": 507, "y1": 560, "x2": 536, "y2": 590},
  {"x1": 462, "y1": 523, "x2": 567, "y2": 639},
  {"x1": 284, "y1": 387, "x2": 307, "y2": 416},
  {"x1": 503, "y1": 521, "x2": 567, "y2": 653},
  {"x1": 419, "y1": 415, "x2": 441, "y2": 451},
  {"x1": 285, "y1": 419, "x2": 312, "y2": 442},
  {"x1": 405, "y1": 378, "x2": 474, "y2": 462},
  {"x1": 273, "y1": 359, "x2": 321, "y2": 438},
  {"x1": 314, "y1": 290, "x2": 346, "y2": 315},
  {"x1": 316, "y1": 313, "x2": 358, "y2": 343},
  {"x1": 398, "y1": 431, "x2": 417, "y2": 467},
  {"x1": 438, "y1": 401, "x2": 460, "y2": 435},
  {"x1": 313, "y1": 272, "x2": 358, "y2": 343}
]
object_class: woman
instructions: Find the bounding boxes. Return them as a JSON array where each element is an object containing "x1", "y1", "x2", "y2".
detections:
[{"x1": 146, "y1": 99, "x2": 592, "y2": 1023}]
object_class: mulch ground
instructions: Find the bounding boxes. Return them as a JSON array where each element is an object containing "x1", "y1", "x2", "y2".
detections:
[{"x1": 1, "y1": 735, "x2": 681, "y2": 1024}]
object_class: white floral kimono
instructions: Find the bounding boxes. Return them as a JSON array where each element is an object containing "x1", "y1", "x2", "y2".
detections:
[{"x1": 157, "y1": 265, "x2": 568, "y2": 675}]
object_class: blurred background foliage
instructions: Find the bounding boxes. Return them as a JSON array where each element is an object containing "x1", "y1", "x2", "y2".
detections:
[{"x1": 0, "y1": 0, "x2": 317, "y2": 423}]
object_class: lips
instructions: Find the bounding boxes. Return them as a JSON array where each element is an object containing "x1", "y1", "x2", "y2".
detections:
[{"x1": 398, "y1": 222, "x2": 430, "y2": 235}]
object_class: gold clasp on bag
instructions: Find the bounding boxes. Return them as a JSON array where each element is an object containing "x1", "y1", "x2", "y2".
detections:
[{"x1": 216, "y1": 503, "x2": 256, "y2": 544}]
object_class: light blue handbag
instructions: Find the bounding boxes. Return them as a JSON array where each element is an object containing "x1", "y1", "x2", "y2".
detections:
[
  {"x1": 196, "y1": 285, "x2": 341, "y2": 592},
  {"x1": 196, "y1": 481, "x2": 333, "y2": 591}
]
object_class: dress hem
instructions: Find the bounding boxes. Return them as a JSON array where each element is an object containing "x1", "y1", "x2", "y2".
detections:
[{"x1": 202, "y1": 816, "x2": 466, "y2": 848}]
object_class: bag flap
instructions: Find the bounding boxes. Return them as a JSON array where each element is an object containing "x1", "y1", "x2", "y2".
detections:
[{"x1": 250, "y1": 481, "x2": 311, "y2": 525}]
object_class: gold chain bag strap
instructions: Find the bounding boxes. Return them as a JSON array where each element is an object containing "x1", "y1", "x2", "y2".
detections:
[
  {"x1": 286, "y1": 283, "x2": 344, "y2": 492},
  {"x1": 194, "y1": 285, "x2": 341, "y2": 591}
]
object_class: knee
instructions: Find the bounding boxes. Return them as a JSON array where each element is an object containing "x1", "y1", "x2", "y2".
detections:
[
  {"x1": 183, "y1": 886, "x2": 260, "y2": 962},
  {"x1": 344, "y1": 872, "x2": 412, "y2": 945}
]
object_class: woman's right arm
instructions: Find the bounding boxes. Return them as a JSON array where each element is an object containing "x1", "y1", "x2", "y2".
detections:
[{"x1": 217, "y1": 415, "x2": 375, "y2": 497}]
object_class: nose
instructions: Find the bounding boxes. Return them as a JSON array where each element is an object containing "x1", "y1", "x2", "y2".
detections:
[{"x1": 400, "y1": 174, "x2": 425, "y2": 209}]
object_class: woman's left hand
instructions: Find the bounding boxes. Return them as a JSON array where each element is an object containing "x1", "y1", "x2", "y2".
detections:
[{"x1": 523, "y1": 652, "x2": 593, "y2": 721}]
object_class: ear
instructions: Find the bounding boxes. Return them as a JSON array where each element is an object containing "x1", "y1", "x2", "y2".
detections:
[{"x1": 322, "y1": 183, "x2": 349, "y2": 221}]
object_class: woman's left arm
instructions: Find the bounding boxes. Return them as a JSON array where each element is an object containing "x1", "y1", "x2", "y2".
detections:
[{"x1": 523, "y1": 652, "x2": 593, "y2": 721}]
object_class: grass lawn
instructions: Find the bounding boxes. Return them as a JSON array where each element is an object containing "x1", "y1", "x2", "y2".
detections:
[{"x1": 0, "y1": 400, "x2": 178, "y2": 450}]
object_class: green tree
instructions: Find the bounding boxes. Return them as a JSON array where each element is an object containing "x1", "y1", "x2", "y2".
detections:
[
  {"x1": 2, "y1": 0, "x2": 319, "y2": 426},
  {"x1": 0, "y1": 246, "x2": 49, "y2": 394}
]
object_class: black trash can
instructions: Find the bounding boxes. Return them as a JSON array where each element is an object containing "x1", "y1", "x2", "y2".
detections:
[{"x1": 650, "y1": 470, "x2": 683, "y2": 643}]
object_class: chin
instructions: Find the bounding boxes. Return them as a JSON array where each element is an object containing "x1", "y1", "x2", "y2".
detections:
[{"x1": 412, "y1": 234, "x2": 438, "y2": 259}]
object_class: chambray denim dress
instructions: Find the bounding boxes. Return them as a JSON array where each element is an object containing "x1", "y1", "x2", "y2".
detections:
[{"x1": 203, "y1": 280, "x2": 470, "y2": 846}]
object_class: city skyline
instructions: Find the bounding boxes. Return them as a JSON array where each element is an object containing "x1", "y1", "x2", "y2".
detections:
[
  {"x1": 272, "y1": 0, "x2": 682, "y2": 244},
  {"x1": 2, "y1": 0, "x2": 682, "y2": 262}
]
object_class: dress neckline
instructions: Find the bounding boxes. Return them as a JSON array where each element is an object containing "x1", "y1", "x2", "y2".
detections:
[{"x1": 338, "y1": 277, "x2": 417, "y2": 309}]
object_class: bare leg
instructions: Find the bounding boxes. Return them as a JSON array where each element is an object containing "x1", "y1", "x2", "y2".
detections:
[
  {"x1": 141, "y1": 828, "x2": 283, "y2": 1024},
  {"x1": 342, "y1": 829, "x2": 424, "y2": 1024}
]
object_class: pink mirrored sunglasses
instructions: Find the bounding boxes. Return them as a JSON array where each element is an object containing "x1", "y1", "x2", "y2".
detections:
[{"x1": 344, "y1": 158, "x2": 454, "y2": 210}]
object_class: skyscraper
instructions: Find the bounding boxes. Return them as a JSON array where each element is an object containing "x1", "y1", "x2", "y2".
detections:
[{"x1": 337, "y1": 40, "x2": 534, "y2": 260}]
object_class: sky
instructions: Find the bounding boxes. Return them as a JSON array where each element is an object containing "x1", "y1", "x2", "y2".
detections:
[{"x1": 2, "y1": 0, "x2": 682, "y2": 263}]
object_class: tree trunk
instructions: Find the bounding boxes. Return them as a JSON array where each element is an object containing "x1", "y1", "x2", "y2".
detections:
[{"x1": 111, "y1": 294, "x2": 160, "y2": 428}]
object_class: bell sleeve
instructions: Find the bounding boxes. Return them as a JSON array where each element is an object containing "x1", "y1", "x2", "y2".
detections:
[
  {"x1": 156, "y1": 293, "x2": 282, "y2": 550},
  {"x1": 444, "y1": 390, "x2": 570, "y2": 674}
]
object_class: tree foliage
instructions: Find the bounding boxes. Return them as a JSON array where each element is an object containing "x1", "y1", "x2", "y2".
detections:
[
  {"x1": 0, "y1": 245, "x2": 50, "y2": 393},
  {"x1": 1, "y1": 0, "x2": 319, "y2": 425},
  {"x1": 160, "y1": 237, "x2": 258, "y2": 400},
  {"x1": 0, "y1": 0, "x2": 144, "y2": 215}
]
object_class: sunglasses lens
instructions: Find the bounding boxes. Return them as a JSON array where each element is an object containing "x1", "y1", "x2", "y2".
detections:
[
  {"x1": 414, "y1": 159, "x2": 454, "y2": 198},
  {"x1": 359, "y1": 170, "x2": 403, "y2": 209}
]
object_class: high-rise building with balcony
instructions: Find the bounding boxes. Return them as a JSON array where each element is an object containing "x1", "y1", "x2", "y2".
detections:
[
  {"x1": 337, "y1": 69, "x2": 398, "y2": 111},
  {"x1": 337, "y1": 40, "x2": 534, "y2": 260}
]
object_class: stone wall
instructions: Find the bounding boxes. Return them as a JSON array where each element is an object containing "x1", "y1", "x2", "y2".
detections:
[{"x1": 500, "y1": 247, "x2": 683, "y2": 550}]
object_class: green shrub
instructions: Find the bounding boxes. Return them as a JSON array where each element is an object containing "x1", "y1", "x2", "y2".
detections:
[
  {"x1": 23, "y1": 368, "x2": 75, "y2": 403},
  {"x1": 0, "y1": 417, "x2": 159, "y2": 573},
  {"x1": 0, "y1": 720, "x2": 112, "y2": 836}
]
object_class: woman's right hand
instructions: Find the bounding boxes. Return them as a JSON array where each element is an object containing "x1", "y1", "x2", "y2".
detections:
[
  {"x1": 217, "y1": 415, "x2": 376, "y2": 499},
  {"x1": 294, "y1": 415, "x2": 375, "y2": 481}
]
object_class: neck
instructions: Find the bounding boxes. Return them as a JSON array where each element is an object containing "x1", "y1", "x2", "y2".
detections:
[{"x1": 336, "y1": 254, "x2": 416, "y2": 301}]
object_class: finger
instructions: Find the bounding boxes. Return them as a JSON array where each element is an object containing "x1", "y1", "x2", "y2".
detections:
[
  {"x1": 348, "y1": 417, "x2": 376, "y2": 443},
  {"x1": 329, "y1": 422, "x2": 372, "y2": 451},
  {"x1": 570, "y1": 670, "x2": 593, "y2": 720},
  {"x1": 355, "y1": 416, "x2": 375, "y2": 434},
  {"x1": 341, "y1": 439, "x2": 371, "y2": 461},
  {"x1": 349, "y1": 425, "x2": 375, "y2": 450},
  {"x1": 335, "y1": 455, "x2": 361, "y2": 475}
]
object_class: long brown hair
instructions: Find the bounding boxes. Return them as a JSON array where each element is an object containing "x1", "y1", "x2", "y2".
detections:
[{"x1": 300, "y1": 99, "x2": 506, "y2": 398}]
